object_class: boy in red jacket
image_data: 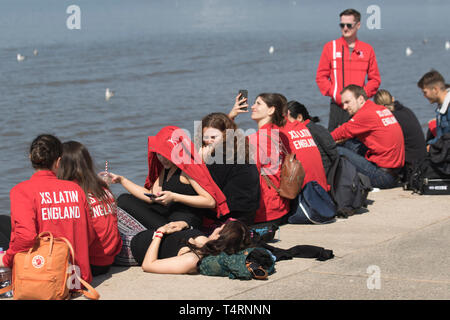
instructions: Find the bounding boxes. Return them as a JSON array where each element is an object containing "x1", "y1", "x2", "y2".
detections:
[
  {"x1": 331, "y1": 85, "x2": 405, "y2": 189},
  {"x1": 316, "y1": 8, "x2": 381, "y2": 131}
]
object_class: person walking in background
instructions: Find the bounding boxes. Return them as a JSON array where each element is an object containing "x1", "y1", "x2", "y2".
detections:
[
  {"x1": 316, "y1": 8, "x2": 381, "y2": 131},
  {"x1": 0, "y1": 135, "x2": 94, "y2": 285},
  {"x1": 417, "y1": 70, "x2": 450, "y2": 150},
  {"x1": 57, "y1": 141, "x2": 123, "y2": 277},
  {"x1": 331, "y1": 85, "x2": 405, "y2": 189},
  {"x1": 374, "y1": 90, "x2": 427, "y2": 182}
]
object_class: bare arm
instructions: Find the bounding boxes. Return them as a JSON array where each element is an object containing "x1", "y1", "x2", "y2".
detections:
[
  {"x1": 109, "y1": 172, "x2": 163, "y2": 203},
  {"x1": 228, "y1": 93, "x2": 249, "y2": 121},
  {"x1": 141, "y1": 224, "x2": 200, "y2": 274},
  {"x1": 155, "y1": 172, "x2": 216, "y2": 209}
]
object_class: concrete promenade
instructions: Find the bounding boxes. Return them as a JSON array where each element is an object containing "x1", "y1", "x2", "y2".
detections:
[{"x1": 80, "y1": 187, "x2": 450, "y2": 300}]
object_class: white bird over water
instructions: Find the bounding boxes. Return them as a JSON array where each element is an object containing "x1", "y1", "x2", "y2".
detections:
[
  {"x1": 445, "y1": 41, "x2": 450, "y2": 50},
  {"x1": 33, "y1": 49, "x2": 38, "y2": 56},
  {"x1": 105, "y1": 88, "x2": 115, "y2": 101},
  {"x1": 269, "y1": 46, "x2": 275, "y2": 54},
  {"x1": 405, "y1": 47, "x2": 413, "y2": 57},
  {"x1": 17, "y1": 53, "x2": 25, "y2": 62}
]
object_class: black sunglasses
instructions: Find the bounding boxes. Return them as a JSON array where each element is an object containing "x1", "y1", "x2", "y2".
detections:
[{"x1": 340, "y1": 23, "x2": 356, "y2": 29}]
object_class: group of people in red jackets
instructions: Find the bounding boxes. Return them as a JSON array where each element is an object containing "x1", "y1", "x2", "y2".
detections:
[{"x1": 0, "y1": 7, "x2": 441, "y2": 291}]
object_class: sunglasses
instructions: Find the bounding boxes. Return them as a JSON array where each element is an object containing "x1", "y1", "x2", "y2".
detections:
[{"x1": 339, "y1": 23, "x2": 356, "y2": 29}]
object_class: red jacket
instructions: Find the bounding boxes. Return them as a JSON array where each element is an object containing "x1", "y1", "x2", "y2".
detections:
[
  {"x1": 4, "y1": 170, "x2": 94, "y2": 284},
  {"x1": 281, "y1": 120, "x2": 329, "y2": 191},
  {"x1": 249, "y1": 123, "x2": 290, "y2": 223},
  {"x1": 144, "y1": 126, "x2": 229, "y2": 218},
  {"x1": 331, "y1": 100, "x2": 405, "y2": 169},
  {"x1": 316, "y1": 36, "x2": 381, "y2": 106},
  {"x1": 87, "y1": 188, "x2": 122, "y2": 266}
]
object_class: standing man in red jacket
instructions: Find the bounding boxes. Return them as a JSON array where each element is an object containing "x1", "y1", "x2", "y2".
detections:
[
  {"x1": 331, "y1": 85, "x2": 405, "y2": 189},
  {"x1": 316, "y1": 8, "x2": 381, "y2": 132}
]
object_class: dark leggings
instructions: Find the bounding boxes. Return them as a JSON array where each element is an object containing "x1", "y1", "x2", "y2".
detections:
[
  {"x1": 0, "y1": 215, "x2": 11, "y2": 250},
  {"x1": 117, "y1": 193, "x2": 203, "y2": 230}
]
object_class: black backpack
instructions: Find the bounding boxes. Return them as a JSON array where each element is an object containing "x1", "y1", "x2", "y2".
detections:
[
  {"x1": 326, "y1": 155, "x2": 372, "y2": 218},
  {"x1": 405, "y1": 133, "x2": 450, "y2": 194}
]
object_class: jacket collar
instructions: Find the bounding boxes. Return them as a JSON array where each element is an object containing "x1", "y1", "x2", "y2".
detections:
[
  {"x1": 31, "y1": 170, "x2": 57, "y2": 179},
  {"x1": 438, "y1": 89, "x2": 450, "y2": 115}
]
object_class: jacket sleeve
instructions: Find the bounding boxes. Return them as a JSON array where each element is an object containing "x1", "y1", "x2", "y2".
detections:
[
  {"x1": 331, "y1": 113, "x2": 373, "y2": 141},
  {"x1": 363, "y1": 47, "x2": 381, "y2": 98},
  {"x1": 316, "y1": 43, "x2": 333, "y2": 98},
  {"x1": 4, "y1": 186, "x2": 38, "y2": 267}
]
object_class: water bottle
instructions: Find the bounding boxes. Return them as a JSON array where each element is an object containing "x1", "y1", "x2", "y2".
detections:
[{"x1": 0, "y1": 248, "x2": 13, "y2": 298}]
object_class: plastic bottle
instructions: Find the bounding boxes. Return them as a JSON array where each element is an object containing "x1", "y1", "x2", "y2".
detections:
[{"x1": 0, "y1": 247, "x2": 13, "y2": 298}]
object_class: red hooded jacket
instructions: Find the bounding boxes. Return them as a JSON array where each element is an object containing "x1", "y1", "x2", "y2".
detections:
[
  {"x1": 248, "y1": 123, "x2": 290, "y2": 223},
  {"x1": 5, "y1": 170, "x2": 94, "y2": 284},
  {"x1": 331, "y1": 100, "x2": 405, "y2": 169},
  {"x1": 281, "y1": 119, "x2": 329, "y2": 191},
  {"x1": 87, "y1": 188, "x2": 122, "y2": 266},
  {"x1": 144, "y1": 126, "x2": 229, "y2": 218},
  {"x1": 316, "y1": 36, "x2": 381, "y2": 106}
]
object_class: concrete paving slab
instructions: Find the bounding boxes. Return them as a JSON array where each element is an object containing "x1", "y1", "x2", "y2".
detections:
[{"x1": 75, "y1": 187, "x2": 450, "y2": 300}]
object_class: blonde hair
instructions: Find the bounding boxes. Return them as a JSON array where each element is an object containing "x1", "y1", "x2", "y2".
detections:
[{"x1": 374, "y1": 89, "x2": 395, "y2": 110}]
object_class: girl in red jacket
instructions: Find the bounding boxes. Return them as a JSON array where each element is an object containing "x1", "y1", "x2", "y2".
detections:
[
  {"x1": 0, "y1": 135, "x2": 94, "y2": 286},
  {"x1": 229, "y1": 93, "x2": 291, "y2": 225},
  {"x1": 57, "y1": 141, "x2": 123, "y2": 277}
]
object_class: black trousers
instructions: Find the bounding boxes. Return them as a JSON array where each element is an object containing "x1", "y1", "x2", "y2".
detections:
[
  {"x1": 117, "y1": 193, "x2": 203, "y2": 230},
  {"x1": 0, "y1": 215, "x2": 11, "y2": 250},
  {"x1": 328, "y1": 100, "x2": 350, "y2": 132}
]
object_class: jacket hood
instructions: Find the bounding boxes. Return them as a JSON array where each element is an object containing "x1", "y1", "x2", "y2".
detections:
[{"x1": 144, "y1": 126, "x2": 229, "y2": 218}]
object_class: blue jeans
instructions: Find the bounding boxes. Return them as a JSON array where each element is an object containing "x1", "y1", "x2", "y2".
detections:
[{"x1": 337, "y1": 139, "x2": 398, "y2": 189}]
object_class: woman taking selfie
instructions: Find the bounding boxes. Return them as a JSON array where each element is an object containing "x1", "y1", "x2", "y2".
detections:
[{"x1": 229, "y1": 93, "x2": 291, "y2": 226}]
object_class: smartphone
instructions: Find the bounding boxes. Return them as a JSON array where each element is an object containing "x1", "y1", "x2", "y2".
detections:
[
  {"x1": 238, "y1": 89, "x2": 248, "y2": 110},
  {"x1": 144, "y1": 193, "x2": 157, "y2": 199}
]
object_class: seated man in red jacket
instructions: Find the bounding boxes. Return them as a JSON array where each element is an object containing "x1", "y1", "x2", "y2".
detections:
[{"x1": 331, "y1": 85, "x2": 405, "y2": 189}]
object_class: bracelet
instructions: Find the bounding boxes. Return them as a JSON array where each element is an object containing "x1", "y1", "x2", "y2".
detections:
[{"x1": 152, "y1": 231, "x2": 164, "y2": 240}]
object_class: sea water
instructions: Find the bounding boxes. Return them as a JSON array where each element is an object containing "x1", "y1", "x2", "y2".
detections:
[{"x1": 1, "y1": 0, "x2": 449, "y2": 212}]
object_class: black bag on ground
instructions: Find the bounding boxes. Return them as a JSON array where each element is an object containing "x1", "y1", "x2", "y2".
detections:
[
  {"x1": 405, "y1": 133, "x2": 450, "y2": 195},
  {"x1": 326, "y1": 155, "x2": 372, "y2": 218},
  {"x1": 405, "y1": 158, "x2": 450, "y2": 195}
]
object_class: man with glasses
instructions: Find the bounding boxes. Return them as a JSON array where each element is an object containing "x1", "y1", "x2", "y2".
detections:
[{"x1": 316, "y1": 8, "x2": 381, "y2": 132}]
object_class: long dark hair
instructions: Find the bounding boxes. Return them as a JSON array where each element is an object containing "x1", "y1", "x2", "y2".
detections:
[
  {"x1": 257, "y1": 93, "x2": 287, "y2": 127},
  {"x1": 186, "y1": 220, "x2": 253, "y2": 258},
  {"x1": 200, "y1": 112, "x2": 251, "y2": 164},
  {"x1": 57, "y1": 141, "x2": 114, "y2": 212},
  {"x1": 287, "y1": 100, "x2": 320, "y2": 123},
  {"x1": 29, "y1": 134, "x2": 62, "y2": 170}
]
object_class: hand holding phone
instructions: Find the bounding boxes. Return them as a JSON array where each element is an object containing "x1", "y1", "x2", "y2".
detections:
[
  {"x1": 144, "y1": 193, "x2": 157, "y2": 200},
  {"x1": 238, "y1": 90, "x2": 248, "y2": 110}
]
